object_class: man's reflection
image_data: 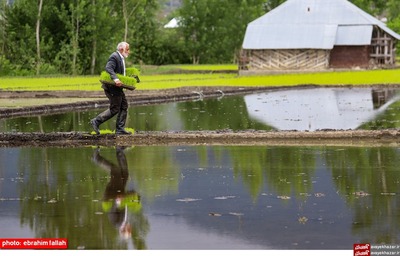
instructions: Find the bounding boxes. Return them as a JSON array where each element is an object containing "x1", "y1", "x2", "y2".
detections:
[{"x1": 92, "y1": 146, "x2": 148, "y2": 249}]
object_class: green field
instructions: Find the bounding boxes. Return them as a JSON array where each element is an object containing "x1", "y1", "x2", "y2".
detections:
[
  {"x1": 0, "y1": 98, "x2": 99, "y2": 108},
  {"x1": 0, "y1": 65, "x2": 399, "y2": 91}
]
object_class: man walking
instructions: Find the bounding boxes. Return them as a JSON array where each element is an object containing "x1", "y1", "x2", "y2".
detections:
[{"x1": 90, "y1": 42, "x2": 132, "y2": 135}]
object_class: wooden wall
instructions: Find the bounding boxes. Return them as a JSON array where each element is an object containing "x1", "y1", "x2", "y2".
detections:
[
  {"x1": 329, "y1": 46, "x2": 370, "y2": 68},
  {"x1": 240, "y1": 49, "x2": 329, "y2": 70},
  {"x1": 370, "y1": 27, "x2": 396, "y2": 66}
]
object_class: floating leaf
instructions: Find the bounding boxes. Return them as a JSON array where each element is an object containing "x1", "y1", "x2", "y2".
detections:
[
  {"x1": 381, "y1": 192, "x2": 396, "y2": 196},
  {"x1": 298, "y1": 216, "x2": 308, "y2": 224},
  {"x1": 209, "y1": 212, "x2": 222, "y2": 217},
  {"x1": 176, "y1": 198, "x2": 202, "y2": 202},
  {"x1": 214, "y1": 196, "x2": 236, "y2": 200},
  {"x1": 353, "y1": 191, "x2": 370, "y2": 197},
  {"x1": 229, "y1": 212, "x2": 244, "y2": 216},
  {"x1": 47, "y1": 198, "x2": 57, "y2": 203}
]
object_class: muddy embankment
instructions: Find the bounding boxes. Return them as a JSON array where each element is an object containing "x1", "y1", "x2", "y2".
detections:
[
  {"x1": 1, "y1": 129, "x2": 400, "y2": 147},
  {"x1": 1, "y1": 85, "x2": 400, "y2": 147}
]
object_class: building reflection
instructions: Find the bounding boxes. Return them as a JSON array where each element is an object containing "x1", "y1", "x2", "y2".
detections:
[
  {"x1": 372, "y1": 89, "x2": 397, "y2": 109},
  {"x1": 244, "y1": 87, "x2": 400, "y2": 131}
]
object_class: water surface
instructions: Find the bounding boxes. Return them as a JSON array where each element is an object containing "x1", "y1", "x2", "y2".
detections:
[
  {"x1": 1, "y1": 87, "x2": 400, "y2": 250},
  {"x1": 1, "y1": 145, "x2": 399, "y2": 249},
  {"x1": 0, "y1": 87, "x2": 399, "y2": 132}
]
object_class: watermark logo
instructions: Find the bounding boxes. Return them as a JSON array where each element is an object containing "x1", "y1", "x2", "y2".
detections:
[
  {"x1": 354, "y1": 243, "x2": 370, "y2": 256},
  {"x1": 0, "y1": 238, "x2": 68, "y2": 249}
]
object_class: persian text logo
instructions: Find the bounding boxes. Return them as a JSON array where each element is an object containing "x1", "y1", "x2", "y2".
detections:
[{"x1": 354, "y1": 243, "x2": 370, "y2": 256}]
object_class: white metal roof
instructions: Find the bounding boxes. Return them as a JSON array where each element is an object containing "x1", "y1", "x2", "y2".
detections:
[
  {"x1": 244, "y1": 24, "x2": 337, "y2": 49},
  {"x1": 243, "y1": 0, "x2": 400, "y2": 50},
  {"x1": 335, "y1": 25, "x2": 373, "y2": 45},
  {"x1": 164, "y1": 17, "x2": 180, "y2": 28}
]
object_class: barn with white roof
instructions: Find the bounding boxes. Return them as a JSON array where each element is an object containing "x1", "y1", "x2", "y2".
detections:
[{"x1": 239, "y1": 0, "x2": 400, "y2": 72}]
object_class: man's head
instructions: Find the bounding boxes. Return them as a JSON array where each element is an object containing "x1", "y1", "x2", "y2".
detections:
[{"x1": 117, "y1": 42, "x2": 130, "y2": 58}]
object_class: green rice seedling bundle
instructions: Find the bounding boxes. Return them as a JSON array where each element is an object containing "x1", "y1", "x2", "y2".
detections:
[{"x1": 99, "y1": 67, "x2": 140, "y2": 90}]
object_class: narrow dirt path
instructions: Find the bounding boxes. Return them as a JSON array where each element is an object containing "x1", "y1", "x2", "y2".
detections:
[{"x1": 1, "y1": 129, "x2": 399, "y2": 147}]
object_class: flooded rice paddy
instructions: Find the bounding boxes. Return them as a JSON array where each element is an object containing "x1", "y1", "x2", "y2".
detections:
[
  {"x1": 1, "y1": 145, "x2": 400, "y2": 249},
  {"x1": 1, "y1": 87, "x2": 400, "y2": 250},
  {"x1": 1, "y1": 87, "x2": 400, "y2": 133}
]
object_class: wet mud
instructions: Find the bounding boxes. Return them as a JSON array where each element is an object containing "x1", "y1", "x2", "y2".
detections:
[
  {"x1": 1, "y1": 129, "x2": 400, "y2": 148},
  {"x1": 1, "y1": 85, "x2": 400, "y2": 147}
]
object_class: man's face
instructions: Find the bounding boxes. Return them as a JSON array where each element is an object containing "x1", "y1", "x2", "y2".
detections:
[{"x1": 122, "y1": 45, "x2": 130, "y2": 58}]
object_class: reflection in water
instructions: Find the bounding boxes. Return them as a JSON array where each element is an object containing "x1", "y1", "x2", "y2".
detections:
[
  {"x1": 1, "y1": 145, "x2": 400, "y2": 249},
  {"x1": 372, "y1": 89, "x2": 397, "y2": 109},
  {"x1": 245, "y1": 88, "x2": 400, "y2": 131},
  {"x1": 91, "y1": 147, "x2": 148, "y2": 249},
  {"x1": 2, "y1": 87, "x2": 400, "y2": 250},
  {"x1": 1, "y1": 87, "x2": 399, "y2": 133}
]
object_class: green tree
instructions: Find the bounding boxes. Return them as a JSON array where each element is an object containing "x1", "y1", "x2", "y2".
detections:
[
  {"x1": 0, "y1": 0, "x2": 9, "y2": 75},
  {"x1": 4, "y1": 0, "x2": 66, "y2": 75},
  {"x1": 55, "y1": 0, "x2": 101, "y2": 75},
  {"x1": 0, "y1": 0, "x2": 6, "y2": 55},
  {"x1": 2, "y1": 0, "x2": 158, "y2": 75},
  {"x1": 122, "y1": 0, "x2": 146, "y2": 42},
  {"x1": 350, "y1": 0, "x2": 387, "y2": 16},
  {"x1": 150, "y1": 27, "x2": 190, "y2": 64},
  {"x1": 386, "y1": 0, "x2": 400, "y2": 34},
  {"x1": 178, "y1": 0, "x2": 266, "y2": 64},
  {"x1": 4, "y1": 0, "x2": 38, "y2": 74},
  {"x1": 35, "y1": 0, "x2": 43, "y2": 75},
  {"x1": 179, "y1": 0, "x2": 217, "y2": 64},
  {"x1": 264, "y1": 0, "x2": 285, "y2": 12},
  {"x1": 75, "y1": 0, "x2": 121, "y2": 75},
  {"x1": 220, "y1": 0, "x2": 269, "y2": 63}
]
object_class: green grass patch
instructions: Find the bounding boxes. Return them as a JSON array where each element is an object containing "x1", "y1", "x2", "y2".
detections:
[
  {"x1": 1, "y1": 68, "x2": 400, "y2": 91},
  {"x1": 0, "y1": 98, "x2": 101, "y2": 108},
  {"x1": 138, "y1": 64, "x2": 237, "y2": 75},
  {"x1": 89, "y1": 127, "x2": 135, "y2": 135},
  {"x1": 169, "y1": 64, "x2": 238, "y2": 71},
  {"x1": 0, "y1": 76, "x2": 101, "y2": 91}
]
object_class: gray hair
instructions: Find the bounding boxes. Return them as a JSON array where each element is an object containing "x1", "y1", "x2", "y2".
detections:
[{"x1": 117, "y1": 42, "x2": 129, "y2": 51}]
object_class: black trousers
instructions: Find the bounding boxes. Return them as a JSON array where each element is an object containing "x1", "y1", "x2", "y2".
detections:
[{"x1": 104, "y1": 88, "x2": 128, "y2": 116}]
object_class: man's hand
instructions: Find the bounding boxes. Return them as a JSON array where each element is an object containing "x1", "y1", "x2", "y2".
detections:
[{"x1": 114, "y1": 79, "x2": 123, "y2": 87}]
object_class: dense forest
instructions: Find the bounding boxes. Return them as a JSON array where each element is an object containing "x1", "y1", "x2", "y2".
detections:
[{"x1": 0, "y1": 0, "x2": 399, "y2": 76}]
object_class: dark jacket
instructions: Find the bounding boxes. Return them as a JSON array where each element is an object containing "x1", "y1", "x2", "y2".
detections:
[
  {"x1": 102, "y1": 51, "x2": 125, "y2": 93},
  {"x1": 106, "y1": 51, "x2": 125, "y2": 80}
]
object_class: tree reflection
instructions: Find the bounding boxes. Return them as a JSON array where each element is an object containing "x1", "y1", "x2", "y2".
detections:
[
  {"x1": 220, "y1": 145, "x2": 400, "y2": 243},
  {"x1": 226, "y1": 146, "x2": 316, "y2": 200},
  {"x1": 13, "y1": 144, "x2": 400, "y2": 248},
  {"x1": 325, "y1": 147, "x2": 400, "y2": 244},
  {"x1": 0, "y1": 113, "x2": 87, "y2": 132},
  {"x1": 178, "y1": 96, "x2": 274, "y2": 131}
]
